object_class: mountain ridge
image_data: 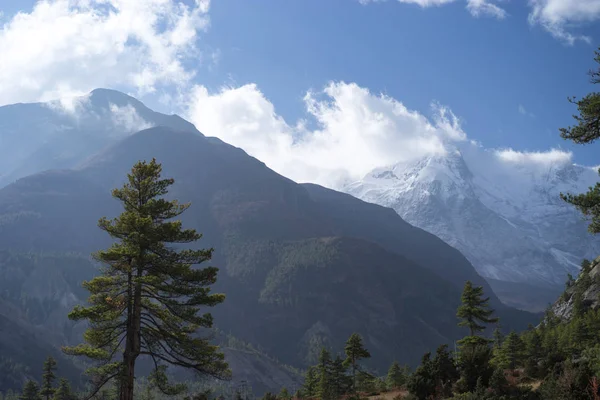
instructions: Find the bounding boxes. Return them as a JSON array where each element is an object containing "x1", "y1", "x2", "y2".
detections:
[
  {"x1": 0, "y1": 125, "x2": 536, "y2": 374},
  {"x1": 345, "y1": 144, "x2": 600, "y2": 295}
]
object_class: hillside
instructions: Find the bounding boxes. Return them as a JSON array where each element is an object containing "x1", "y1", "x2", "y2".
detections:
[{"x1": 0, "y1": 126, "x2": 536, "y2": 377}]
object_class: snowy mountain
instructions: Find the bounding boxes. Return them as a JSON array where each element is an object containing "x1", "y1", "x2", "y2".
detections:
[
  {"x1": 344, "y1": 143, "x2": 600, "y2": 289},
  {"x1": 0, "y1": 89, "x2": 195, "y2": 188}
]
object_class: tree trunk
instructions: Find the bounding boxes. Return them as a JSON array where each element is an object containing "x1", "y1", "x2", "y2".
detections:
[
  {"x1": 120, "y1": 265, "x2": 142, "y2": 400},
  {"x1": 120, "y1": 350, "x2": 136, "y2": 400}
]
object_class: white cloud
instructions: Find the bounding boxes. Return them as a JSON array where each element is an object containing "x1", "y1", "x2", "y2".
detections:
[
  {"x1": 44, "y1": 92, "x2": 92, "y2": 115},
  {"x1": 109, "y1": 103, "x2": 153, "y2": 133},
  {"x1": 185, "y1": 81, "x2": 468, "y2": 187},
  {"x1": 184, "y1": 80, "x2": 587, "y2": 190},
  {"x1": 0, "y1": 0, "x2": 211, "y2": 106},
  {"x1": 358, "y1": 0, "x2": 507, "y2": 19},
  {"x1": 466, "y1": 0, "x2": 507, "y2": 18},
  {"x1": 494, "y1": 148, "x2": 573, "y2": 166},
  {"x1": 528, "y1": 0, "x2": 600, "y2": 44}
]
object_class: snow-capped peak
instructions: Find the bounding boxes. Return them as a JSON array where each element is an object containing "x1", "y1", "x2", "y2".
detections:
[{"x1": 344, "y1": 145, "x2": 600, "y2": 287}]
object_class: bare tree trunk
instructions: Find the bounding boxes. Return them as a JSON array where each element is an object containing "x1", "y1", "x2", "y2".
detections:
[{"x1": 120, "y1": 266, "x2": 141, "y2": 400}]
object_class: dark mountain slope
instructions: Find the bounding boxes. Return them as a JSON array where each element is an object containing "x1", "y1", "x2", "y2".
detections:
[
  {"x1": 0, "y1": 127, "x2": 536, "y2": 370},
  {"x1": 0, "y1": 298, "x2": 82, "y2": 392},
  {"x1": 301, "y1": 183, "x2": 492, "y2": 298}
]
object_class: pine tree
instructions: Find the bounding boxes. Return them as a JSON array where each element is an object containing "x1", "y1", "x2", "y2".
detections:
[
  {"x1": 407, "y1": 353, "x2": 436, "y2": 400},
  {"x1": 302, "y1": 366, "x2": 318, "y2": 398},
  {"x1": 456, "y1": 345, "x2": 494, "y2": 393},
  {"x1": 456, "y1": 281, "x2": 498, "y2": 349},
  {"x1": 559, "y1": 48, "x2": 600, "y2": 233},
  {"x1": 51, "y1": 380, "x2": 72, "y2": 400},
  {"x1": 343, "y1": 333, "x2": 371, "y2": 393},
  {"x1": 40, "y1": 357, "x2": 57, "y2": 400},
  {"x1": 278, "y1": 387, "x2": 290, "y2": 400},
  {"x1": 62, "y1": 159, "x2": 230, "y2": 400},
  {"x1": 489, "y1": 368, "x2": 508, "y2": 396},
  {"x1": 19, "y1": 381, "x2": 40, "y2": 400},
  {"x1": 492, "y1": 325, "x2": 503, "y2": 349},
  {"x1": 524, "y1": 328, "x2": 543, "y2": 378},
  {"x1": 431, "y1": 344, "x2": 458, "y2": 397},
  {"x1": 330, "y1": 355, "x2": 350, "y2": 397},
  {"x1": 496, "y1": 331, "x2": 525, "y2": 370},
  {"x1": 317, "y1": 348, "x2": 334, "y2": 400},
  {"x1": 386, "y1": 361, "x2": 407, "y2": 390}
]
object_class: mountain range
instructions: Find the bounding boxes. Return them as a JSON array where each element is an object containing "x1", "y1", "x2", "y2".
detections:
[
  {"x1": 345, "y1": 145, "x2": 600, "y2": 311},
  {"x1": 0, "y1": 89, "x2": 537, "y2": 393}
]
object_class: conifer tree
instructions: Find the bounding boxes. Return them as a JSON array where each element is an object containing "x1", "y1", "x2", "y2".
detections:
[
  {"x1": 40, "y1": 357, "x2": 57, "y2": 400},
  {"x1": 456, "y1": 281, "x2": 498, "y2": 348},
  {"x1": 492, "y1": 325, "x2": 503, "y2": 350},
  {"x1": 330, "y1": 355, "x2": 350, "y2": 397},
  {"x1": 63, "y1": 159, "x2": 229, "y2": 400},
  {"x1": 278, "y1": 387, "x2": 290, "y2": 400},
  {"x1": 51, "y1": 380, "x2": 72, "y2": 400},
  {"x1": 456, "y1": 282, "x2": 496, "y2": 393},
  {"x1": 19, "y1": 381, "x2": 40, "y2": 400},
  {"x1": 343, "y1": 333, "x2": 371, "y2": 393},
  {"x1": 302, "y1": 366, "x2": 318, "y2": 398},
  {"x1": 385, "y1": 361, "x2": 407, "y2": 390},
  {"x1": 524, "y1": 328, "x2": 543, "y2": 378},
  {"x1": 407, "y1": 353, "x2": 435, "y2": 400},
  {"x1": 489, "y1": 368, "x2": 508, "y2": 396},
  {"x1": 495, "y1": 331, "x2": 525, "y2": 370},
  {"x1": 317, "y1": 348, "x2": 334, "y2": 400},
  {"x1": 559, "y1": 48, "x2": 600, "y2": 233},
  {"x1": 431, "y1": 344, "x2": 458, "y2": 397}
]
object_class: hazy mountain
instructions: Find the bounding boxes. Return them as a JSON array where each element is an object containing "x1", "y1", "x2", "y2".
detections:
[
  {"x1": 345, "y1": 145, "x2": 600, "y2": 309},
  {"x1": 0, "y1": 88, "x2": 195, "y2": 188},
  {"x1": 0, "y1": 123, "x2": 535, "y2": 377}
]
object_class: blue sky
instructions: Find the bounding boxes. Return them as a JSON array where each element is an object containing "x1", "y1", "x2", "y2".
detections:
[
  {"x1": 2, "y1": 0, "x2": 600, "y2": 185},
  {"x1": 198, "y1": 0, "x2": 600, "y2": 164}
]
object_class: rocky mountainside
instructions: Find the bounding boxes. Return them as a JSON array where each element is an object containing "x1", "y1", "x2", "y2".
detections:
[
  {"x1": 551, "y1": 256, "x2": 600, "y2": 321},
  {"x1": 345, "y1": 145, "x2": 600, "y2": 307}
]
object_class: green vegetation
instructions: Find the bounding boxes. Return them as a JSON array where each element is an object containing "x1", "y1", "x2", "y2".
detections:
[{"x1": 63, "y1": 160, "x2": 229, "y2": 399}]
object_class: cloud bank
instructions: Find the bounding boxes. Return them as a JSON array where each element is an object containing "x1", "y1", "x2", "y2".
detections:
[
  {"x1": 0, "y1": 0, "x2": 211, "y2": 106},
  {"x1": 185, "y1": 81, "x2": 573, "y2": 188}
]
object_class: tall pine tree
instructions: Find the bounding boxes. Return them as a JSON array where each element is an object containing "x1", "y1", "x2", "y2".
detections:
[
  {"x1": 51, "y1": 380, "x2": 72, "y2": 400},
  {"x1": 456, "y1": 281, "x2": 498, "y2": 349},
  {"x1": 330, "y1": 355, "x2": 350, "y2": 398},
  {"x1": 19, "y1": 381, "x2": 40, "y2": 400},
  {"x1": 456, "y1": 281, "x2": 496, "y2": 393},
  {"x1": 40, "y1": 357, "x2": 57, "y2": 400},
  {"x1": 343, "y1": 333, "x2": 371, "y2": 393},
  {"x1": 63, "y1": 159, "x2": 229, "y2": 400},
  {"x1": 316, "y1": 348, "x2": 334, "y2": 400}
]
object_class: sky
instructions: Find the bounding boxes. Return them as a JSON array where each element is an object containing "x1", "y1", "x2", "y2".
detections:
[{"x1": 2, "y1": 0, "x2": 600, "y2": 187}]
